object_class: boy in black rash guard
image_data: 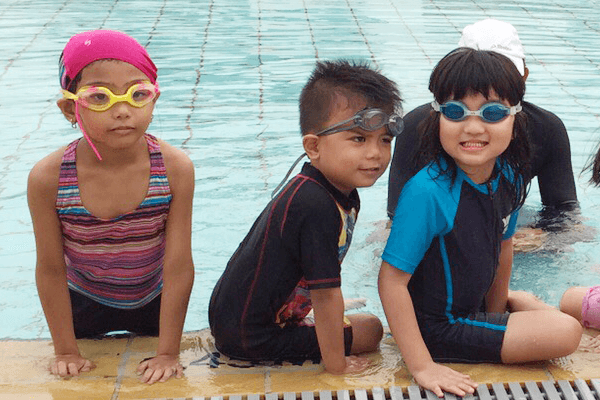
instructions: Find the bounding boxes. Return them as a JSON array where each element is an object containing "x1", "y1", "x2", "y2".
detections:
[
  {"x1": 387, "y1": 19, "x2": 578, "y2": 227},
  {"x1": 209, "y1": 60, "x2": 402, "y2": 374}
]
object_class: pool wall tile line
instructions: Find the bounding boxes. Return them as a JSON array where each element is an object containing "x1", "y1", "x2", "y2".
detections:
[{"x1": 0, "y1": 329, "x2": 599, "y2": 399}]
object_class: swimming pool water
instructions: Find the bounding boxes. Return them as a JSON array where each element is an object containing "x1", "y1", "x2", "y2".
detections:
[{"x1": 1, "y1": 0, "x2": 600, "y2": 339}]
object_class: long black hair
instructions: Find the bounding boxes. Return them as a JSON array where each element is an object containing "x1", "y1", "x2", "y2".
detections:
[
  {"x1": 417, "y1": 47, "x2": 531, "y2": 211},
  {"x1": 583, "y1": 141, "x2": 600, "y2": 186}
]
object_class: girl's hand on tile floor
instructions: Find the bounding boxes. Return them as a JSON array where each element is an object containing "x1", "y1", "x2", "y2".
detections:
[
  {"x1": 137, "y1": 354, "x2": 184, "y2": 384},
  {"x1": 51, "y1": 354, "x2": 96, "y2": 377},
  {"x1": 412, "y1": 362, "x2": 477, "y2": 398}
]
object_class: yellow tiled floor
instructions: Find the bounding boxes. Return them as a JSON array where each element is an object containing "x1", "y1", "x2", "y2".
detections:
[{"x1": 1, "y1": 329, "x2": 599, "y2": 399}]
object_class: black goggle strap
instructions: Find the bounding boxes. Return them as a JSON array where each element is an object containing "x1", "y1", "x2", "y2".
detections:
[
  {"x1": 271, "y1": 153, "x2": 307, "y2": 198},
  {"x1": 271, "y1": 108, "x2": 404, "y2": 198},
  {"x1": 388, "y1": 114, "x2": 404, "y2": 136},
  {"x1": 316, "y1": 116, "x2": 359, "y2": 136},
  {"x1": 318, "y1": 110, "x2": 403, "y2": 137}
]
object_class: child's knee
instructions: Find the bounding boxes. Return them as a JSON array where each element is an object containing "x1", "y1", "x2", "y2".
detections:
[
  {"x1": 367, "y1": 315, "x2": 384, "y2": 342},
  {"x1": 559, "y1": 313, "x2": 583, "y2": 354},
  {"x1": 559, "y1": 286, "x2": 587, "y2": 320},
  {"x1": 357, "y1": 314, "x2": 383, "y2": 338},
  {"x1": 348, "y1": 314, "x2": 383, "y2": 353}
]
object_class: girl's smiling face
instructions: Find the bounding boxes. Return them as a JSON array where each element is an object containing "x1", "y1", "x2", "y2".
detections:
[{"x1": 439, "y1": 89, "x2": 514, "y2": 184}]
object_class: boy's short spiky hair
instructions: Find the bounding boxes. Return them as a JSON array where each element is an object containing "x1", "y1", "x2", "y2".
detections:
[{"x1": 299, "y1": 60, "x2": 401, "y2": 135}]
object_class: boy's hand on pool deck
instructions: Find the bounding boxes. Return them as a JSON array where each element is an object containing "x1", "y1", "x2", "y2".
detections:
[
  {"x1": 413, "y1": 362, "x2": 477, "y2": 398},
  {"x1": 51, "y1": 354, "x2": 96, "y2": 377},
  {"x1": 137, "y1": 355, "x2": 183, "y2": 384},
  {"x1": 341, "y1": 355, "x2": 370, "y2": 374},
  {"x1": 323, "y1": 355, "x2": 370, "y2": 375}
]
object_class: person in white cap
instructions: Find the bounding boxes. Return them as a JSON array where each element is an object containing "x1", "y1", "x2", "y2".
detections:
[
  {"x1": 388, "y1": 18, "x2": 578, "y2": 230},
  {"x1": 459, "y1": 18, "x2": 527, "y2": 75}
]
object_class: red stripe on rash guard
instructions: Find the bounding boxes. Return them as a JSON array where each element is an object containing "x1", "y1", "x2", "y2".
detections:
[
  {"x1": 240, "y1": 176, "x2": 308, "y2": 343},
  {"x1": 280, "y1": 177, "x2": 309, "y2": 235},
  {"x1": 305, "y1": 277, "x2": 340, "y2": 285}
]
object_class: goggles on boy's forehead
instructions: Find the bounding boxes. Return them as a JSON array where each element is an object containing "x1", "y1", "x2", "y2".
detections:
[
  {"x1": 62, "y1": 81, "x2": 160, "y2": 112},
  {"x1": 315, "y1": 108, "x2": 404, "y2": 137},
  {"x1": 432, "y1": 100, "x2": 522, "y2": 123}
]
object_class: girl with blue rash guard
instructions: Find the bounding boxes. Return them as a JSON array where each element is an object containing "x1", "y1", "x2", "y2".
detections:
[{"x1": 378, "y1": 48, "x2": 582, "y2": 397}]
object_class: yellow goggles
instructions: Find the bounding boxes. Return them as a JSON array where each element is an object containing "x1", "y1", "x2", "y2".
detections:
[{"x1": 62, "y1": 81, "x2": 159, "y2": 112}]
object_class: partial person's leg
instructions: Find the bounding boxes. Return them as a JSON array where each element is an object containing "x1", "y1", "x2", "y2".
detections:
[
  {"x1": 500, "y1": 310, "x2": 582, "y2": 363},
  {"x1": 346, "y1": 313, "x2": 383, "y2": 354},
  {"x1": 559, "y1": 286, "x2": 590, "y2": 323}
]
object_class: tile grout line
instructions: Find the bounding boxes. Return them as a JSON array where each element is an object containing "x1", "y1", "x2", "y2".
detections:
[
  {"x1": 265, "y1": 369, "x2": 272, "y2": 394},
  {"x1": 111, "y1": 335, "x2": 135, "y2": 400}
]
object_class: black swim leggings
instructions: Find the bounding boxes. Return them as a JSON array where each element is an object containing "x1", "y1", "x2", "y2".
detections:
[{"x1": 69, "y1": 289, "x2": 161, "y2": 339}]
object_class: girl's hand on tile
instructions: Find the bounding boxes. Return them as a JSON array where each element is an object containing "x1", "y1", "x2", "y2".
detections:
[
  {"x1": 413, "y1": 362, "x2": 477, "y2": 397},
  {"x1": 137, "y1": 355, "x2": 183, "y2": 384},
  {"x1": 51, "y1": 354, "x2": 96, "y2": 377}
]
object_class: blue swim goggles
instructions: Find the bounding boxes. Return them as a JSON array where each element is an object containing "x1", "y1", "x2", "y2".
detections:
[{"x1": 432, "y1": 100, "x2": 522, "y2": 123}]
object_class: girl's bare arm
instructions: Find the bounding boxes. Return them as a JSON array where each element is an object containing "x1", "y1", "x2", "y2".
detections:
[
  {"x1": 28, "y1": 150, "x2": 94, "y2": 376},
  {"x1": 138, "y1": 142, "x2": 195, "y2": 384}
]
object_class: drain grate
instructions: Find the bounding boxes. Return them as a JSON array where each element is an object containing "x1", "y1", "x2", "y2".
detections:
[
  {"x1": 315, "y1": 380, "x2": 599, "y2": 400},
  {"x1": 169, "y1": 380, "x2": 600, "y2": 400}
]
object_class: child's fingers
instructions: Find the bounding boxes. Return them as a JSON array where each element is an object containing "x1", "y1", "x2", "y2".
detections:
[
  {"x1": 175, "y1": 363, "x2": 184, "y2": 378},
  {"x1": 56, "y1": 361, "x2": 72, "y2": 377},
  {"x1": 141, "y1": 367, "x2": 159, "y2": 383},
  {"x1": 159, "y1": 367, "x2": 175, "y2": 382},
  {"x1": 430, "y1": 385, "x2": 444, "y2": 398},
  {"x1": 435, "y1": 384, "x2": 463, "y2": 398},
  {"x1": 440, "y1": 376, "x2": 477, "y2": 397},
  {"x1": 137, "y1": 357, "x2": 183, "y2": 383},
  {"x1": 50, "y1": 362, "x2": 59, "y2": 376},
  {"x1": 81, "y1": 359, "x2": 96, "y2": 372},
  {"x1": 137, "y1": 360, "x2": 149, "y2": 374},
  {"x1": 459, "y1": 382, "x2": 477, "y2": 393},
  {"x1": 67, "y1": 362, "x2": 81, "y2": 376}
]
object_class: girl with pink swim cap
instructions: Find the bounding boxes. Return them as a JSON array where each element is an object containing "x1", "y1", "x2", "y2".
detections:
[
  {"x1": 560, "y1": 151, "x2": 600, "y2": 338},
  {"x1": 27, "y1": 30, "x2": 195, "y2": 384}
]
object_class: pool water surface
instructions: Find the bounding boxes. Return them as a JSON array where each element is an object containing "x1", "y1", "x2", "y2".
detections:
[{"x1": 1, "y1": 0, "x2": 600, "y2": 339}]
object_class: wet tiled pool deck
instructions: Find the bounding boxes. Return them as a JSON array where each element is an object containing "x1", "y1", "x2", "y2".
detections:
[{"x1": 1, "y1": 329, "x2": 599, "y2": 399}]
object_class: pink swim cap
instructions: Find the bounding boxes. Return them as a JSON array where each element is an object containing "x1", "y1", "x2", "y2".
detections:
[{"x1": 59, "y1": 30, "x2": 157, "y2": 89}]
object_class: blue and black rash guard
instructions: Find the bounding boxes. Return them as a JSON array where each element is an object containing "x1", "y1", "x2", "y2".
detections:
[
  {"x1": 382, "y1": 160, "x2": 519, "y2": 362},
  {"x1": 387, "y1": 101, "x2": 577, "y2": 220}
]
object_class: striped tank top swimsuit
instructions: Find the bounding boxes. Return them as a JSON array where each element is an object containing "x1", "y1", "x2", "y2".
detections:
[{"x1": 56, "y1": 134, "x2": 172, "y2": 309}]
